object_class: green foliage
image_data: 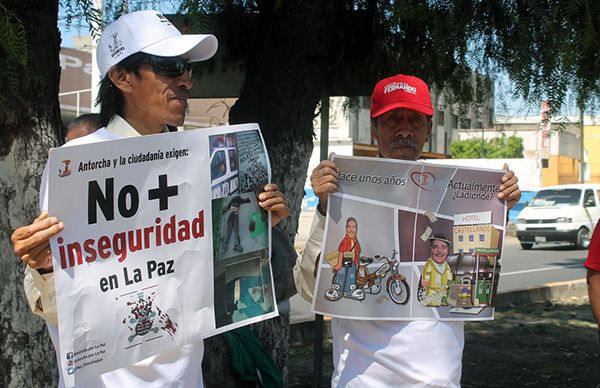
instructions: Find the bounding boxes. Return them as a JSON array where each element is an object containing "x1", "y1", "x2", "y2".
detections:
[
  {"x1": 0, "y1": 3, "x2": 28, "y2": 107},
  {"x1": 53, "y1": 1, "x2": 600, "y2": 115},
  {"x1": 473, "y1": 0, "x2": 600, "y2": 115},
  {"x1": 450, "y1": 134, "x2": 524, "y2": 159},
  {"x1": 177, "y1": 0, "x2": 214, "y2": 32},
  {"x1": 60, "y1": 0, "x2": 102, "y2": 36},
  {"x1": 372, "y1": 0, "x2": 483, "y2": 105}
]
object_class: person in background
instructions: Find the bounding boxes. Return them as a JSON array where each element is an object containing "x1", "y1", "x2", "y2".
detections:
[
  {"x1": 584, "y1": 223, "x2": 600, "y2": 344},
  {"x1": 64, "y1": 113, "x2": 101, "y2": 142}
]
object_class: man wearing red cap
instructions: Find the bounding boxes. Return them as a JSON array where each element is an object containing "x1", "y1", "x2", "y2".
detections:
[
  {"x1": 11, "y1": 10, "x2": 288, "y2": 387},
  {"x1": 584, "y1": 224, "x2": 600, "y2": 343},
  {"x1": 294, "y1": 74, "x2": 521, "y2": 387}
]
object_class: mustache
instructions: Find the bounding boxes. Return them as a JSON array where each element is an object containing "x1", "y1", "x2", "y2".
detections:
[
  {"x1": 390, "y1": 138, "x2": 418, "y2": 149},
  {"x1": 169, "y1": 91, "x2": 190, "y2": 100}
]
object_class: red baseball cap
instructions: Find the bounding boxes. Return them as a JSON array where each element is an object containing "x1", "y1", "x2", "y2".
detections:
[{"x1": 370, "y1": 74, "x2": 433, "y2": 118}]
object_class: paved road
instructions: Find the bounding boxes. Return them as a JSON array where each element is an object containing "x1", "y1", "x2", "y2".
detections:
[
  {"x1": 290, "y1": 210, "x2": 589, "y2": 323},
  {"x1": 498, "y1": 236, "x2": 587, "y2": 292}
]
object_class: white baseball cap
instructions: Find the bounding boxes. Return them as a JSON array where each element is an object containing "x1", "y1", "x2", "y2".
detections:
[{"x1": 97, "y1": 10, "x2": 218, "y2": 78}]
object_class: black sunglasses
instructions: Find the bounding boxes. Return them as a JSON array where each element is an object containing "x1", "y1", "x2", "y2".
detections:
[{"x1": 140, "y1": 55, "x2": 192, "y2": 77}]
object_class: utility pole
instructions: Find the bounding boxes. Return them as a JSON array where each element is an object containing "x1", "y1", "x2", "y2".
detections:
[
  {"x1": 90, "y1": 0, "x2": 104, "y2": 113},
  {"x1": 312, "y1": 95, "x2": 329, "y2": 388},
  {"x1": 580, "y1": 106, "x2": 585, "y2": 183},
  {"x1": 481, "y1": 125, "x2": 486, "y2": 158}
]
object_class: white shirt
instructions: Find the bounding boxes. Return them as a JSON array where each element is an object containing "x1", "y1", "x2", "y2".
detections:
[
  {"x1": 38, "y1": 116, "x2": 205, "y2": 388},
  {"x1": 331, "y1": 319, "x2": 463, "y2": 387}
]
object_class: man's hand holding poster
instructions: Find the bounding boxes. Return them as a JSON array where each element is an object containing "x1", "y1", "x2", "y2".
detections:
[
  {"x1": 47, "y1": 124, "x2": 277, "y2": 386},
  {"x1": 312, "y1": 154, "x2": 507, "y2": 321}
]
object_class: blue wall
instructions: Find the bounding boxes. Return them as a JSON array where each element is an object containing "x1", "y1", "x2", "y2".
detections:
[{"x1": 508, "y1": 191, "x2": 536, "y2": 223}]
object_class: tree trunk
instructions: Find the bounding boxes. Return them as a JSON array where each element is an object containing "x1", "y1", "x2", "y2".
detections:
[
  {"x1": 0, "y1": 1, "x2": 62, "y2": 387},
  {"x1": 203, "y1": 1, "x2": 342, "y2": 386}
]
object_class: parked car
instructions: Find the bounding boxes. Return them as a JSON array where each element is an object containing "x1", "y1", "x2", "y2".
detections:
[{"x1": 515, "y1": 184, "x2": 600, "y2": 249}]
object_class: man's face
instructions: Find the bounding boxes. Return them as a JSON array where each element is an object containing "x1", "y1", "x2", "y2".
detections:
[
  {"x1": 125, "y1": 63, "x2": 192, "y2": 130},
  {"x1": 346, "y1": 220, "x2": 357, "y2": 239},
  {"x1": 371, "y1": 108, "x2": 432, "y2": 161},
  {"x1": 430, "y1": 240, "x2": 449, "y2": 264}
]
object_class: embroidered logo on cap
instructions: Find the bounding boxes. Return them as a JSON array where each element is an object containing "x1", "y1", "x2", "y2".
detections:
[
  {"x1": 156, "y1": 13, "x2": 174, "y2": 26},
  {"x1": 384, "y1": 81, "x2": 417, "y2": 95},
  {"x1": 109, "y1": 33, "x2": 125, "y2": 59}
]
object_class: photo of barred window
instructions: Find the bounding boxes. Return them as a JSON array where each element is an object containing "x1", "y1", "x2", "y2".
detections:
[{"x1": 213, "y1": 254, "x2": 275, "y2": 328}]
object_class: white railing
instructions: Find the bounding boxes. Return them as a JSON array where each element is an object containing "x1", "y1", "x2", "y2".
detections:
[{"x1": 59, "y1": 88, "x2": 92, "y2": 117}]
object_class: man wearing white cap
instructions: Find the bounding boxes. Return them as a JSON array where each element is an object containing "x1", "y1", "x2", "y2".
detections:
[
  {"x1": 11, "y1": 10, "x2": 288, "y2": 387},
  {"x1": 294, "y1": 74, "x2": 521, "y2": 387}
]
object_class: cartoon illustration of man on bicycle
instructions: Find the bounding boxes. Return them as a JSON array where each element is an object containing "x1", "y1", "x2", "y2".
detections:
[
  {"x1": 420, "y1": 233, "x2": 453, "y2": 306},
  {"x1": 324, "y1": 217, "x2": 365, "y2": 300}
]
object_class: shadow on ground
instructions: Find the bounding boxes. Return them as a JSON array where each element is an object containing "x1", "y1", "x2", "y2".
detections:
[{"x1": 288, "y1": 301, "x2": 599, "y2": 387}]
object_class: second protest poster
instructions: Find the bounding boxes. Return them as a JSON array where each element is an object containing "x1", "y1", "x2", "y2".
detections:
[{"x1": 312, "y1": 154, "x2": 507, "y2": 321}]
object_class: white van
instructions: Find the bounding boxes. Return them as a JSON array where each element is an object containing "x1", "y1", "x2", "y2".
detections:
[
  {"x1": 515, "y1": 184, "x2": 600, "y2": 249},
  {"x1": 210, "y1": 146, "x2": 239, "y2": 199}
]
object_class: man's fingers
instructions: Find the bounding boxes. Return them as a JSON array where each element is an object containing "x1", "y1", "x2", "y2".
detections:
[
  {"x1": 312, "y1": 164, "x2": 339, "y2": 180},
  {"x1": 269, "y1": 204, "x2": 290, "y2": 225},
  {"x1": 258, "y1": 188, "x2": 289, "y2": 224},
  {"x1": 316, "y1": 166, "x2": 337, "y2": 179},
  {"x1": 259, "y1": 194, "x2": 288, "y2": 209},
  {"x1": 26, "y1": 241, "x2": 51, "y2": 260},
  {"x1": 497, "y1": 168, "x2": 521, "y2": 209},
  {"x1": 506, "y1": 189, "x2": 522, "y2": 209},
  {"x1": 499, "y1": 180, "x2": 517, "y2": 196},
  {"x1": 262, "y1": 183, "x2": 279, "y2": 192},
  {"x1": 258, "y1": 189, "x2": 286, "y2": 203},
  {"x1": 311, "y1": 161, "x2": 339, "y2": 181},
  {"x1": 12, "y1": 220, "x2": 64, "y2": 257},
  {"x1": 33, "y1": 211, "x2": 49, "y2": 223},
  {"x1": 315, "y1": 160, "x2": 339, "y2": 172},
  {"x1": 22, "y1": 242, "x2": 53, "y2": 269},
  {"x1": 314, "y1": 181, "x2": 338, "y2": 196},
  {"x1": 311, "y1": 172, "x2": 339, "y2": 189},
  {"x1": 501, "y1": 175, "x2": 518, "y2": 188},
  {"x1": 259, "y1": 197, "x2": 284, "y2": 208},
  {"x1": 12, "y1": 216, "x2": 62, "y2": 241}
]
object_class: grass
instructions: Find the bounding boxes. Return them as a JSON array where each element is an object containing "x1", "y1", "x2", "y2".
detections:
[{"x1": 288, "y1": 298, "x2": 599, "y2": 387}]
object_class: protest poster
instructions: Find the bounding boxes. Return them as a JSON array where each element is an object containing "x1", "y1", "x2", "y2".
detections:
[
  {"x1": 47, "y1": 123, "x2": 277, "y2": 386},
  {"x1": 312, "y1": 154, "x2": 506, "y2": 321}
]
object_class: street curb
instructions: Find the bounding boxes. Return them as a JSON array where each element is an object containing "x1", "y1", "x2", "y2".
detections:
[
  {"x1": 494, "y1": 278, "x2": 588, "y2": 307},
  {"x1": 290, "y1": 279, "x2": 589, "y2": 342}
]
